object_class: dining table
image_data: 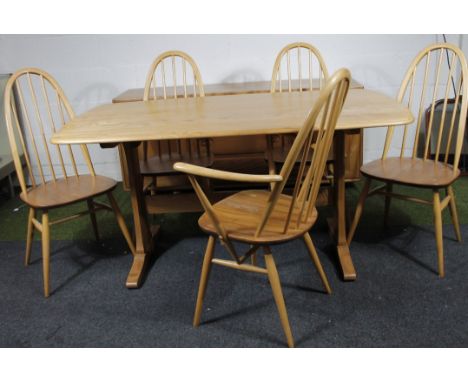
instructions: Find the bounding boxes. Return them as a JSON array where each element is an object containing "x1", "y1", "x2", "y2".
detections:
[
  {"x1": 51, "y1": 87, "x2": 413, "y2": 288},
  {"x1": 113, "y1": 78, "x2": 365, "y2": 189}
]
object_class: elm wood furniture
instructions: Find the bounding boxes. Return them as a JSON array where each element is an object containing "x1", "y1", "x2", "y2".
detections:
[
  {"x1": 113, "y1": 79, "x2": 363, "y2": 102},
  {"x1": 52, "y1": 87, "x2": 413, "y2": 288},
  {"x1": 267, "y1": 42, "x2": 329, "y2": 175},
  {"x1": 348, "y1": 43, "x2": 468, "y2": 278},
  {"x1": 3, "y1": 68, "x2": 136, "y2": 297},
  {"x1": 173, "y1": 68, "x2": 351, "y2": 347},
  {"x1": 114, "y1": 78, "x2": 364, "y2": 191},
  {"x1": 139, "y1": 51, "x2": 212, "y2": 196}
]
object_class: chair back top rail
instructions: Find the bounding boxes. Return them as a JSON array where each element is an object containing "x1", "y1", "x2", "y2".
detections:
[
  {"x1": 271, "y1": 42, "x2": 329, "y2": 93},
  {"x1": 4, "y1": 67, "x2": 95, "y2": 195},
  {"x1": 382, "y1": 43, "x2": 468, "y2": 171},
  {"x1": 143, "y1": 50, "x2": 205, "y2": 101},
  {"x1": 142, "y1": 50, "x2": 208, "y2": 161}
]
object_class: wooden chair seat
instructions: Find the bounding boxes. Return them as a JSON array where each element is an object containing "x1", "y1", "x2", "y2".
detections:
[
  {"x1": 20, "y1": 175, "x2": 117, "y2": 209},
  {"x1": 199, "y1": 190, "x2": 317, "y2": 244},
  {"x1": 360, "y1": 157, "x2": 459, "y2": 188},
  {"x1": 140, "y1": 153, "x2": 213, "y2": 176}
]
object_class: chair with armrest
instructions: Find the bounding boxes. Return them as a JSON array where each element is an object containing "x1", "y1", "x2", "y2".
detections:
[
  {"x1": 4, "y1": 68, "x2": 135, "y2": 297},
  {"x1": 174, "y1": 68, "x2": 351, "y2": 347},
  {"x1": 347, "y1": 43, "x2": 468, "y2": 278}
]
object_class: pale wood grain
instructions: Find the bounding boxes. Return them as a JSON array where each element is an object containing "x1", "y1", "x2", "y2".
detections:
[
  {"x1": 41, "y1": 211, "x2": 50, "y2": 297},
  {"x1": 349, "y1": 43, "x2": 468, "y2": 278},
  {"x1": 264, "y1": 251, "x2": 294, "y2": 348},
  {"x1": 115, "y1": 77, "x2": 364, "y2": 190},
  {"x1": 193, "y1": 235, "x2": 215, "y2": 327},
  {"x1": 447, "y1": 185, "x2": 462, "y2": 242},
  {"x1": 173, "y1": 162, "x2": 283, "y2": 183},
  {"x1": 52, "y1": 74, "x2": 412, "y2": 288},
  {"x1": 20, "y1": 175, "x2": 117, "y2": 209},
  {"x1": 433, "y1": 190, "x2": 444, "y2": 277},
  {"x1": 361, "y1": 157, "x2": 460, "y2": 188},
  {"x1": 3, "y1": 68, "x2": 136, "y2": 297},
  {"x1": 52, "y1": 89, "x2": 413, "y2": 145},
  {"x1": 179, "y1": 69, "x2": 350, "y2": 347},
  {"x1": 270, "y1": 42, "x2": 329, "y2": 93},
  {"x1": 197, "y1": 190, "x2": 318, "y2": 244},
  {"x1": 25, "y1": 208, "x2": 35, "y2": 266},
  {"x1": 112, "y1": 79, "x2": 363, "y2": 103}
]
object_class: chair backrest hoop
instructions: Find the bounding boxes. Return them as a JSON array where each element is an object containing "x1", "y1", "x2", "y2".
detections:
[
  {"x1": 141, "y1": 51, "x2": 209, "y2": 161},
  {"x1": 271, "y1": 42, "x2": 329, "y2": 93},
  {"x1": 382, "y1": 43, "x2": 468, "y2": 172},
  {"x1": 3, "y1": 67, "x2": 95, "y2": 196},
  {"x1": 143, "y1": 50, "x2": 205, "y2": 101}
]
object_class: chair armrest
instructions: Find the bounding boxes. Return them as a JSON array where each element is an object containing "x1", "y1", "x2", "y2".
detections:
[{"x1": 173, "y1": 162, "x2": 283, "y2": 183}]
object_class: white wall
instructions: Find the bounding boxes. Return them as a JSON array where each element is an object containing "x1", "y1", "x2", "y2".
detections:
[{"x1": 0, "y1": 34, "x2": 466, "y2": 180}]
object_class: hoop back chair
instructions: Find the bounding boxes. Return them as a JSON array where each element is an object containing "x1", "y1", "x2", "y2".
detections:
[
  {"x1": 4, "y1": 68, "x2": 135, "y2": 297},
  {"x1": 267, "y1": 42, "x2": 330, "y2": 175},
  {"x1": 174, "y1": 68, "x2": 351, "y2": 347},
  {"x1": 140, "y1": 51, "x2": 213, "y2": 193},
  {"x1": 347, "y1": 43, "x2": 468, "y2": 278}
]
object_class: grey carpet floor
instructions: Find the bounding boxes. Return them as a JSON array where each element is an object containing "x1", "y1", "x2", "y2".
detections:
[{"x1": 1, "y1": 223, "x2": 468, "y2": 347}]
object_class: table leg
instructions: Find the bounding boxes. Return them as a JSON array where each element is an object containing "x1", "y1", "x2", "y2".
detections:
[
  {"x1": 333, "y1": 131, "x2": 357, "y2": 280},
  {"x1": 118, "y1": 144, "x2": 131, "y2": 192},
  {"x1": 123, "y1": 142, "x2": 155, "y2": 288}
]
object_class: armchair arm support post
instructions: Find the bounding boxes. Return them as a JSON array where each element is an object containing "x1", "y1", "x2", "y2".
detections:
[
  {"x1": 175, "y1": 161, "x2": 284, "y2": 264},
  {"x1": 186, "y1": 174, "x2": 241, "y2": 264}
]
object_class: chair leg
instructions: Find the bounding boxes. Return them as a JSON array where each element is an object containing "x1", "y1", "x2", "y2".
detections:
[
  {"x1": 302, "y1": 233, "x2": 331, "y2": 294},
  {"x1": 264, "y1": 249, "x2": 294, "y2": 348},
  {"x1": 41, "y1": 211, "x2": 50, "y2": 297},
  {"x1": 87, "y1": 199, "x2": 100, "y2": 242},
  {"x1": 25, "y1": 208, "x2": 35, "y2": 266},
  {"x1": 447, "y1": 186, "x2": 462, "y2": 242},
  {"x1": 433, "y1": 190, "x2": 444, "y2": 278},
  {"x1": 383, "y1": 183, "x2": 393, "y2": 227},
  {"x1": 107, "y1": 192, "x2": 136, "y2": 256},
  {"x1": 347, "y1": 177, "x2": 371, "y2": 244},
  {"x1": 193, "y1": 235, "x2": 216, "y2": 327}
]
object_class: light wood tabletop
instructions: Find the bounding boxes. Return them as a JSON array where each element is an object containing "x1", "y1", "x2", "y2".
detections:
[
  {"x1": 112, "y1": 79, "x2": 364, "y2": 103},
  {"x1": 52, "y1": 88, "x2": 413, "y2": 288},
  {"x1": 53, "y1": 89, "x2": 411, "y2": 145}
]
